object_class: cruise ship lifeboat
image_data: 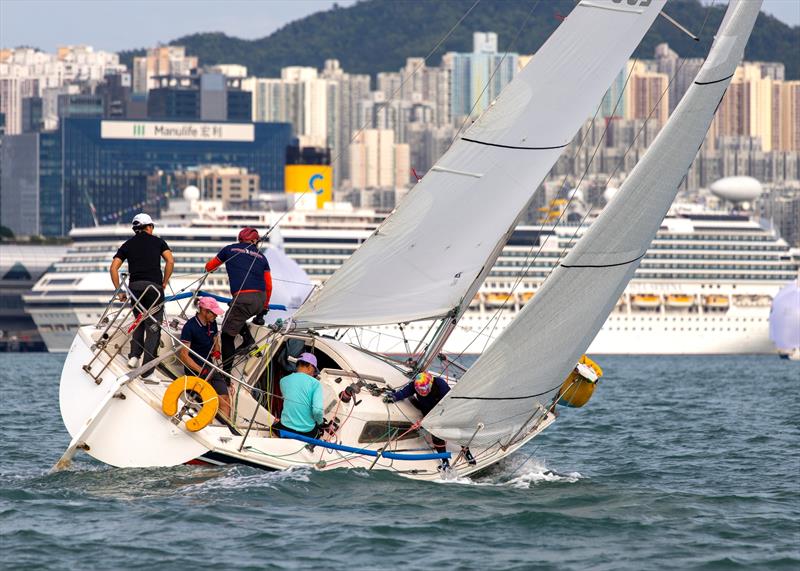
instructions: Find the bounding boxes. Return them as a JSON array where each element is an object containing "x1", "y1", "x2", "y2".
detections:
[
  {"x1": 703, "y1": 294, "x2": 729, "y2": 309},
  {"x1": 631, "y1": 294, "x2": 660, "y2": 309},
  {"x1": 666, "y1": 294, "x2": 695, "y2": 308},
  {"x1": 519, "y1": 292, "x2": 535, "y2": 304},
  {"x1": 485, "y1": 293, "x2": 513, "y2": 307}
]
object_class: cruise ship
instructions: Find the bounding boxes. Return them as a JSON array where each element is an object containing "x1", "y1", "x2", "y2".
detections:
[{"x1": 24, "y1": 195, "x2": 798, "y2": 354}]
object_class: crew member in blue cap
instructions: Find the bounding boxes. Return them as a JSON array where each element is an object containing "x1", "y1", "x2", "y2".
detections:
[{"x1": 274, "y1": 352, "x2": 324, "y2": 438}]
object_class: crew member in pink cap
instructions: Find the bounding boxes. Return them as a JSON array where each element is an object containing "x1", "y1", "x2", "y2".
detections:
[
  {"x1": 205, "y1": 227, "x2": 272, "y2": 376},
  {"x1": 178, "y1": 296, "x2": 231, "y2": 416}
]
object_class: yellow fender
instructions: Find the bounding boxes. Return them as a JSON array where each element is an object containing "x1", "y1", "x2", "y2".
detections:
[
  {"x1": 557, "y1": 355, "x2": 603, "y2": 408},
  {"x1": 162, "y1": 375, "x2": 219, "y2": 432}
]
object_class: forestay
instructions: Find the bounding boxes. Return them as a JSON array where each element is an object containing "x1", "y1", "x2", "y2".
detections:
[
  {"x1": 293, "y1": 0, "x2": 665, "y2": 329},
  {"x1": 423, "y1": 0, "x2": 762, "y2": 446}
]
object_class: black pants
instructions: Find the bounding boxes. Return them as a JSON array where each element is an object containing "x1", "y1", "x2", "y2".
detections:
[
  {"x1": 183, "y1": 366, "x2": 229, "y2": 397},
  {"x1": 128, "y1": 281, "x2": 164, "y2": 372},
  {"x1": 272, "y1": 422, "x2": 319, "y2": 440}
]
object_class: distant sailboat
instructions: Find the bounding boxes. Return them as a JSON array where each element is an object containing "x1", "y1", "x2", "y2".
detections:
[
  {"x1": 769, "y1": 279, "x2": 800, "y2": 360},
  {"x1": 55, "y1": 0, "x2": 762, "y2": 478}
]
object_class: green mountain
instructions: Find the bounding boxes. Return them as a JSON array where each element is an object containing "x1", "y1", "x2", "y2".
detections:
[{"x1": 120, "y1": 0, "x2": 799, "y2": 80}]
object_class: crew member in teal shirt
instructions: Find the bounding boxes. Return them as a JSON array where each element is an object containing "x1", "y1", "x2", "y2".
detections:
[{"x1": 275, "y1": 352, "x2": 324, "y2": 438}]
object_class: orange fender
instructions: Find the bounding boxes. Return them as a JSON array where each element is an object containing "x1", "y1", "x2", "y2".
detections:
[{"x1": 557, "y1": 355, "x2": 603, "y2": 408}]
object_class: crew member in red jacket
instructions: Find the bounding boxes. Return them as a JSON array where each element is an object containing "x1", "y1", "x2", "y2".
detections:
[{"x1": 205, "y1": 227, "x2": 272, "y2": 376}]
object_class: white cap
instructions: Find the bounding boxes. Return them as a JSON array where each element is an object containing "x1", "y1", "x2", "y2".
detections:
[{"x1": 132, "y1": 213, "x2": 154, "y2": 227}]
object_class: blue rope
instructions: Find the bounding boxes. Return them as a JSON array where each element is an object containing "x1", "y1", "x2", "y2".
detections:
[
  {"x1": 277, "y1": 430, "x2": 451, "y2": 461},
  {"x1": 164, "y1": 290, "x2": 286, "y2": 311}
]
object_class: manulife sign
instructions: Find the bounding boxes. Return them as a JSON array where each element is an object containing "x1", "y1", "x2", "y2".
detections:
[{"x1": 100, "y1": 121, "x2": 255, "y2": 142}]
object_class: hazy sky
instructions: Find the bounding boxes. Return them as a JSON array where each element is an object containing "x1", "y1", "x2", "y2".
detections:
[{"x1": 1, "y1": 0, "x2": 797, "y2": 53}]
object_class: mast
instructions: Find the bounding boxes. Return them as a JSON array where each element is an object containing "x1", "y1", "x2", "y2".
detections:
[{"x1": 415, "y1": 209, "x2": 525, "y2": 373}]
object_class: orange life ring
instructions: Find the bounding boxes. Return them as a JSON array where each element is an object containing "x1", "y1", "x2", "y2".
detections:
[{"x1": 162, "y1": 375, "x2": 219, "y2": 432}]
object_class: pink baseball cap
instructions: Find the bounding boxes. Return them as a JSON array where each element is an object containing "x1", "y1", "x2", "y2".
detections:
[{"x1": 198, "y1": 296, "x2": 224, "y2": 315}]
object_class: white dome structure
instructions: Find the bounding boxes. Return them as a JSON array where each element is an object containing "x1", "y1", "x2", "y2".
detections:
[
  {"x1": 709, "y1": 176, "x2": 762, "y2": 203},
  {"x1": 603, "y1": 186, "x2": 619, "y2": 204},
  {"x1": 568, "y1": 188, "x2": 584, "y2": 204},
  {"x1": 183, "y1": 185, "x2": 200, "y2": 202}
]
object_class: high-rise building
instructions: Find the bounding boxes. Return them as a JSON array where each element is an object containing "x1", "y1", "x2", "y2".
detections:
[
  {"x1": 624, "y1": 60, "x2": 669, "y2": 125},
  {"x1": 132, "y1": 46, "x2": 198, "y2": 94},
  {"x1": 774, "y1": 81, "x2": 799, "y2": 152},
  {"x1": 320, "y1": 59, "x2": 371, "y2": 188},
  {"x1": 245, "y1": 67, "x2": 332, "y2": 148},
  {"x1": 358, "y1": 91, "x2": 436, "y2": 144},
  {"x1": 654, "y1": 42, "x2": 704, "y2": 114},
  {"x1": 0, "y1": 46, "x2": 124, "y2": 134},
  {"x1": 146, "y1": 73, "x2": 251, "y2": 122},
  {"x1": 378, "y1": 58, "x2": 450, "y2": 127},
  {"x1": 444, "y1": 32, "x2": 517, "y2": 120},
  {"x1": 170, "y1": 166, "x2": 259, "y2": 207},
  {"x1": 0, "y1": 131, "x2": 63, "y2": 236},
  {"x1": 712, "y1": 63, "x2": 775, "y2": 151},
  {"x1": 0, "y1": 118, "x2": 292, "y2": 236},
  {"x1": 600, "y1": 67, "x2": 628, "y2": 119},
  {"x1": 349, "y1": 129, "x2": 409, "y2": 190}
]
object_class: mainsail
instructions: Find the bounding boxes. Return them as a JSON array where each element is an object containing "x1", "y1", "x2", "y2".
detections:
[
  {"x1": 293, "y1": 0, "x2": 665, "y2": 329},
  {"x1": 423, "y1": 0, "x2": 762, "y2": 445}
]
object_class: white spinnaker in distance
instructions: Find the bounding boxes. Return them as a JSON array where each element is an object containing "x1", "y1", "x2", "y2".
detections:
[
  {"x1": 423, "y1": 0, "x2": 762, "y2": 446},
  {"x1": 293, "y1": 0, "x2": 665, "y2": 329}
]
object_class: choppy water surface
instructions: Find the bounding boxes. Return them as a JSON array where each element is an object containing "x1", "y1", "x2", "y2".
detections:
[{"x1": 1, "y1": 353, "x2": 798, "y2": 570}]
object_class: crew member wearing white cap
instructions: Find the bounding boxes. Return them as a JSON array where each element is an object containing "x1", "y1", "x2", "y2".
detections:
[{"x1": 109, "y1": 213, "x2": 174, "y2": 379}]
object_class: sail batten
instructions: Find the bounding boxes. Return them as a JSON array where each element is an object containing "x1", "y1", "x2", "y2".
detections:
[
  {"x1": 292, "y1": 0, "x2": 666, "y2": 330},
  {"x1": 423, "y1": 0, "x2": 763, "y2": 446},
  {"x1": 460, "y1": 138, "x2": 570, "y2": 151}
]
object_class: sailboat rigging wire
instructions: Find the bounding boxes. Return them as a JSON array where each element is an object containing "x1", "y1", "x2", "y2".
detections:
[
  {"x1": 432, "y1": 0, "x2": 732, "y2": 420},
  {"x1": 449, "y1": 0, "x2": 718, "y2": 363},
  {"x1": 444, "y1": 0, "x2": 721, "y2": 367},
  {"x1": 450, "y1": 0, "x2": 542, "y2": 146},
  {"x1": 549, "y1": 0, "x2": 719, "y2": 269},
  {"x1": 437, "y1": 57, "x2": 638, "y2": 365},
  {"x1": 443, "y1": 87, "x2": 616, "y2": 361}
]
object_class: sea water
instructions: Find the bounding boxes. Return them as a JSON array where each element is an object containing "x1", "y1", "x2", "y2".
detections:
[{"x1": 1, "y1": 353, "x2": 797, "y2": 570}]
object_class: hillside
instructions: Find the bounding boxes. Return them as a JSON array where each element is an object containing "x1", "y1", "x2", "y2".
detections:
[{"x1": 120, "y1": 0, "x2": 799, "y2": 80}]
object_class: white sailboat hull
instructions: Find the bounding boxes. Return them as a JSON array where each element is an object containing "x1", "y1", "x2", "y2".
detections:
[
  {"x1": 60, "y1": 330, "x2": 211, "y2": 467},
  {"x1": 57, "y1": 323, "x2": 554, "y2": 479}
]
